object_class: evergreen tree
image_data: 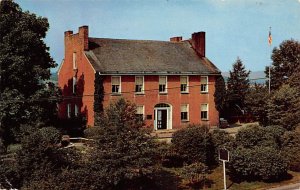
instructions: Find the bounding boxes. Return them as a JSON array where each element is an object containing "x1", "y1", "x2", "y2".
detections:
[
  {"x1": 0, "y1": 0, "x2": 58, "y2": 145},
  {"x1": 266, "y1": 39, "x2": 300, "y2": 90},
  {"x1": 226, "y1": 57, "x2": 250, "y2": 116}
]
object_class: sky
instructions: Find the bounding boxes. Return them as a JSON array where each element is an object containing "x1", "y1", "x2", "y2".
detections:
[{"x1": 16, "y1": 0, "x2": 300, "y2": 73}]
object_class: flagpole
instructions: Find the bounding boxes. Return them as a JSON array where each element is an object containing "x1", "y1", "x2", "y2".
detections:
[{"x1": 268, "y1": 27, "x2": 272, "y2": 94}]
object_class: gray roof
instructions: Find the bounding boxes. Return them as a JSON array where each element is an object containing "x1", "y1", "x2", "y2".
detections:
[{"x1": 85, "y1": 38, "x2": 221, "y2": 75}]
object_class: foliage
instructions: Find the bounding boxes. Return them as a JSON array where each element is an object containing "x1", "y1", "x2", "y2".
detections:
[
  {"x1": 226, "y1": 57, "x2": 250, "y2": 117},
  {"x1": 0, "y1": 0, "x2": 58, "y2": 145},
  {"x1": 211, "y1": 129, "x2": 234, "y2": 162},
  {"x1": 280, "y1": 130, "x2": 300, "y2": 171},
  {"x1": 86, "y1": 98, "x2": 158, "y2": 189},
  {"x1": 159, "y1": 142, "x2": 184, "y2": 168},
  {"x1": 234, "y1": 124, "x2": 286, "y2": 149},
  {"x1": 245, "y1": 84, "x2": 269, "y2": 126},
  {"x1": 287, "y1": 65, "x2": 300, "y2": 90},
  {"x1": 267, "y1": 85, "x2": 300, "y2": 130},
  {"x1": 266, "y1": 39, "x2": 300, "y2": 91},
  {"x1": 229, "y1": 146, "x2": 288, "y2": 181},
  {"x1": 94, "y1": 73, "x2": 104, "y2": 126},
  {"x1": 172, "y1": 125, "x2": 214, "y2": 165},
  {"x1": 214, "y1": 75, "x2": 227, "y2": 116},
  {"x1": 180, "y1": 162, "x2": 208, "y2": 184}
]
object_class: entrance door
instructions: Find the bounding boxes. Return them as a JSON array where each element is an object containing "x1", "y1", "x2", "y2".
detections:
[
  {"x1": 157, "y1": 110, "x2": 167, "y2": 129},
  {"x1": 154, "y1": 103, "x2": 172, "y2": 130}
]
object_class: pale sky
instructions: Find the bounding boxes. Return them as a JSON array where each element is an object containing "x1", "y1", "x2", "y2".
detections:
[{"x1": 16, "y1": 0, "x2": 300, "y2": 73}]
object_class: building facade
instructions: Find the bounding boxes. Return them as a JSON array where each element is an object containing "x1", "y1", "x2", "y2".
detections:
[{"x1": 58, "y1": 26, "x2": 221, "y2": 129}]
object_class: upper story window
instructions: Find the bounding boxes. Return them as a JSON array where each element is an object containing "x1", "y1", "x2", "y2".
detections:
[
  {"x1": 136, "y1": 105, "x2": 144, "y2": 120},
  {"x1": 181, "y1": 104, "x2": 189, "y2": 121},
  {"x1": 73, "y1": 52, "x2": 77, "y2": 70},
  {"x1": 180, "y1": 76, "x2": 188, "y2": 93},
  {"x1": 111, "y1": 76, "x2": 121, "y2": 94},
  {"x1": 201, "y1": 104, "x2": 208, "y2": 120},
  {"x1": 135, "y1": 76, "x2": 144, "y2": 93},
  {"x1": 201, "y1": 76, "x2": 208, "y2": 93},
  {"x1": 159, "y1": 76, "x2": 167, "y2": 93},
  {"x1": 72, "y1": 76, "x2": 77, "y2": 94}
]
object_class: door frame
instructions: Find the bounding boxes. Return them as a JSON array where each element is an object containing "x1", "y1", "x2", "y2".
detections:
[{"x1": 154, "y1": 104, "x2": 172, "y2": 130}]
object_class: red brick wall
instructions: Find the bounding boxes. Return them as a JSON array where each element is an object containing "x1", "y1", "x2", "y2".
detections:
[
  {"x1": 102, "y1": 75, "x2": 219, "y2": 128},
  {"x1": 58, "y1": 27, "x2": 96, "y2": 126}
]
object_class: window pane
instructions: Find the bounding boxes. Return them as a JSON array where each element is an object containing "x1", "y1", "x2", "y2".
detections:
[
  {"x1": 180, "y1": 76, "x2": 187, "y2": 84},
  {"x1": 136, "y1": 106, "x2": 144, "y2": 114},
  {"x1": 159, "y1": 76, "x2": 166, "y2": 84},
  {"x1": 112, "y1": 76, "x2": 120, "y2": 85},
  {"x1": 181, "y1": 104, "x2": 188, "y2": 112},
  {"x1": 136, "y1": 76, "x2": 143, "y2": 85},
  {"x1": 201, "y1": 76, "x2": 208, "y2": 83},
  {"x1": 201, "y1": 104, "x2": 208, "y2": 111}
]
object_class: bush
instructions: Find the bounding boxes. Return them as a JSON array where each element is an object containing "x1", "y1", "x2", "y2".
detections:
[
  {"x1": 229, "y1": 146, "x2": 288, "y2": 181},
  {"x1": 235, "y1": 125, "x2": 286, "y2": 149},
  {"x1": 158, "y1": 143, "x2": 184, "y2": 168},
  {"x1": 211, "y1": 129, "x2": 234, "y2": 163},
  {"x1": 172, "y1": 125, "x2": 214, "y2": 165},
  {"x1": 180, "y1": 162, "x2": 208, "y2": 184},
  {"x1": 281, "y1": 130, "x2": 300, "y2": 171}
]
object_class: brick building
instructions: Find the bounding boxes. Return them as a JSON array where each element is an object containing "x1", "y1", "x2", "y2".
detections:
[{"x1": 58, "y1": 26, "x2": 221, "y2": 129}]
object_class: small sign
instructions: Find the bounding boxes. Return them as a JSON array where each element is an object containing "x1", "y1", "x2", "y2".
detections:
[{"x1": 219, "y1": 148, "x2": 229, "y2": 162}]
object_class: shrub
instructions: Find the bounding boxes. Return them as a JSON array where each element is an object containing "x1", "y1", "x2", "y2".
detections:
[
  {"x1": 281, "y1": 130, "x2": 300, "y2": 171},
  {"x1": 229, "y1": 146, "x2": 288, "y2": 181},
  {"x1": 235, "y1": 125, "x2": 285, "y2": 149},
  {"x1": 172, "y1": 125, "x2": 214, "y2": 165},
  {"x1": 211, "y1": 129, "x2": 234, "y2": 163},
  {"x1": 180, "y1": 162, "x2": 208, "y2": 184}
]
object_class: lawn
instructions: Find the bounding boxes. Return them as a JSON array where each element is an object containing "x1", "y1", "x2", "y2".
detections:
[{"x1": 160, "y1": 166, "x2": 300, "y2": 190}]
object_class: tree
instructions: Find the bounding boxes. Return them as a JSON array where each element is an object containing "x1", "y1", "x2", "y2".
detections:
[
  {"x1": 267, "y1": 84, "x2": 300, "y2": 130},
  {"x1": 172, "y1": 125, "x2": 215, "y2": 165},
  {"x1": 266, "y1": 39, "x2": 300, "y2": 90},
  {"x1": 0, "y1": 0, "x2": 58, "y2": 144},
  {"x1": 214, "y1": 75, "x2": 226, "y2": 117},
  {"x1": 226, "y1": 57, "x2": 250, "y2": 117},
  {"x1": 245, "y1": 84, "x2": 269, "y2": 126},
  {"x1": 85, "y1": 98, "x2": 158, "y2": 189}
]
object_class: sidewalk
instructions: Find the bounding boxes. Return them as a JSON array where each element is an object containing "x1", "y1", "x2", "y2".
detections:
[{"x1": 267, "y1": 182, "x2": 300, "y2": 190}]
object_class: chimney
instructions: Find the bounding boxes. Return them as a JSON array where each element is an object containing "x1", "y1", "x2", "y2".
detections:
[
  {"x1": 170, "y1": 36, "x2": 182, "y2": 42},
  {"x1": 191, "y1": 32, "x2": 205, "y2": 57},
  {"x1": 79, "y1": 25, "x2": 89, "y2": 50}
]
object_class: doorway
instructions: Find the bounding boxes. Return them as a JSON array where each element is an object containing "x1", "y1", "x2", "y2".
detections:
[{"x1": 154, "y1": 103, "x2": 172, "y2": 130}]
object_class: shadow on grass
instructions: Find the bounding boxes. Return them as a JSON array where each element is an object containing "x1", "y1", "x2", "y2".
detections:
[{"x1": 185, "y1": 178, "x2": 215, "y2": 189}]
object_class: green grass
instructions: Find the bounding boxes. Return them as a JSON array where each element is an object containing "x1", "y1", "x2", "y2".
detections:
[{"x1": 161, "y1": 166, "x2": 300, "y2": 190}]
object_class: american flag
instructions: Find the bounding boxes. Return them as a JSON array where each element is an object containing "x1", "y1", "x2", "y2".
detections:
[{"x1": 268, "y1": 28, "x2": 272, "y2": 46}]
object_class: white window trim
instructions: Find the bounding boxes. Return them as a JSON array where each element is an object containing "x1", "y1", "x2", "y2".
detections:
[
  {"x1": 72, "y1": 76, "x2": 76, "y2": 94},
  {"x1": 201, "y1": 76, "x2": 209, "y2": 93},
  {"x1": 67, "y1": 104, "x2": 71, "y2": 118},
  {"x1": 201, "y1": 103, "x2": 209, "y2": 120},
  {"x1": 181, "y1": 104, "x2": 189, "y2": 121},
  {"x1": 180, "y1": 76, "x2": 189, "y2": 93},
  {"x1": 135, "y1": 76, "x2": 144, "y2": 94},
  {"x1": 73, "y1": 52, "x2": 77, "y2": 70},
  {"x1": 159, "y1": 76, "x2": 167, "y2": 93},
  {"x1": 111, "y1": 76, "x2": 121, "y2": 94},
  {"x1": 74, "y1": 104, "x2": 79, "y2": 117}
]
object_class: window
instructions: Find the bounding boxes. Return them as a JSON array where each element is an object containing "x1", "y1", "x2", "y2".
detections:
[
  {"x1": 181, "y1": 104, "x2": 189, "y2": 121},
  {"x1": 72, "y1": 76, "x2": 77, "y2": 94},
  {"x1": 73, "y1": 52, "x2": 77, "y2": 70},
  {"x1": 201, "y1": 76, "x2": 208, "y2": 93},
  {"x1": 180, "y1": 76, "x2": 188, "y2": 93},
  {"x1": 111, "y1": 76, "x2": 121, "y2": 94},
  {"x1": 74, "y1": 104, "x2": 79, "y2": 117},
  {"x1": 135, "y1": 76, "x2": 144, "y2": 93},
  {"x1": 136, "y1": 105, "x2": 144, "y2": 120},
  {"x1": 201, "y1": 104, "x2": 208, "y2": 120},
  {"x1": 159, "y1": 76, "x2": 167, "y2": 93},
  {"x1": 67, "y1": 104, "x2": 71, "y2": 118}
]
